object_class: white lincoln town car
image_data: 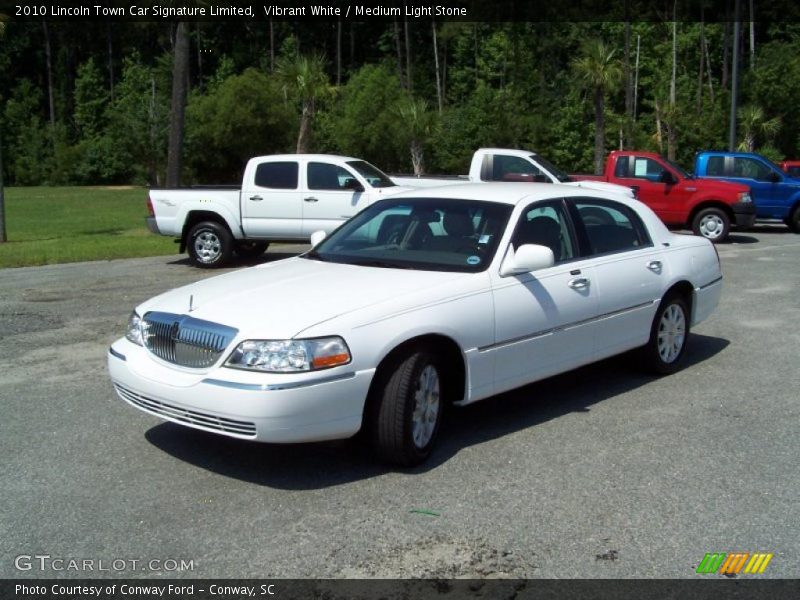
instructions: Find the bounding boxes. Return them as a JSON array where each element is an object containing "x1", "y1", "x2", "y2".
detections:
[{"x1": 108, "y1": 183, "x2": 722, "y2": 466}]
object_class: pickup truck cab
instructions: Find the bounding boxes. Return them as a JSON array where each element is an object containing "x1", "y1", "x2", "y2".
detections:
[
  {"x1": 147, "y1": 154, "x2": 411, "y2": 267},
  {"x1": 392, "y1": 148, "x2": 635, "y2": 198},
  {"x1": 694, "y1": 152, "x2": 800, "y2": 233},
  {"x1": 572, "y1": 150, "x2": 755, "y2": 242}
]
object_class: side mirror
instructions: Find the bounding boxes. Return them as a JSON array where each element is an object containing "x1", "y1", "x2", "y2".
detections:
[
  {"x1": 658, "y1": 170, "x2": 677, "y2": 185},
  {"x1": 499, "y1": 244, "x2": 555, "y2": 277},
  {"x1": 310, "y1": 230, "x2": 327, "y2": 247},
  {"x1": 344, "y1": 178, "x2": 365, "y2": 192}
]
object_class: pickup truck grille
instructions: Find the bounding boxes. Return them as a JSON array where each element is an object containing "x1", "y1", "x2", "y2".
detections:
[{"x1": 142, "y1": 311, "x2": 238, "y2": 369}]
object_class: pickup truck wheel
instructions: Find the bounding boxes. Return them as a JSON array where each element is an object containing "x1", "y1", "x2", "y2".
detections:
[
  {"x1": 371, "y1": 349, "x2": 444, "y2": 467},
  {"x1": 187, "y1": 221, "x2": 233, "y2": 268},
  {"x1": 640, "y1": 294, "x2": 691, "y2": 375},
  {"x1": 692, "y1": 207, "x2": 730, "y2": 243},
  {"x1": 787, "y1": 207, "x2": 800, "y2": 233},
  {"x1": 234, "y1": 241, "x2": 269, "y2": 258}
]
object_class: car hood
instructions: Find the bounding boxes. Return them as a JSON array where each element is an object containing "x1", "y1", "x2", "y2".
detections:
[
  {"x1": 564, "y1": 179, "x2": 635, "y2": 197},
  {"x1": 693, "y1": 177, "x2": 751, "y2": 194},
  {"x1": 136, "y1": 257, "x2": 470, "y2": 339}
]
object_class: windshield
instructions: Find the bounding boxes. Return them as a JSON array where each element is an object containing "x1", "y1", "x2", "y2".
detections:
[
  {"x1": 663, "y1": 157, "x2": 692, "y2": 179},
  {"x1": 304, "y1": 198, "x2": 513, "y2": 272},
  {"x1": 346, "y1": 160, "x2": 396, "y2": 188},
  {"x1": 531, "y1": 154, "x2": 572, "y2": 183}
]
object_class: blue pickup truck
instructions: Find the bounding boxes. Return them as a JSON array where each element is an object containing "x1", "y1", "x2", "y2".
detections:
[{"x1": 695, "y1": 151, "x2": 800, "y2": 232}]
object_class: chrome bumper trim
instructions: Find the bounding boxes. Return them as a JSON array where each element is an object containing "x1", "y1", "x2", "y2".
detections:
[{"x1": 202, "y1": 371, "x2": 357, "y2": 392}]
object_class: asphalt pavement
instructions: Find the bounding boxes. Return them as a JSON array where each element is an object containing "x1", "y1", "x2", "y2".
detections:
[{"x1": 1, "y1": 228, "x2": 798, "y2": 579}]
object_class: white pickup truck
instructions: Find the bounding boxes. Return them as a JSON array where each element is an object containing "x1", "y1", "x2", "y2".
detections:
[
  {"x1": 393, "y1": 148, "x2": 635, "y2": 198},
  {"x1": 147, "y1": 154, "x2": 412, "y2": 267}
]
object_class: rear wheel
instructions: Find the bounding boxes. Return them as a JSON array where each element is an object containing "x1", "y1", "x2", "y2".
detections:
[
  {"x1": 187, "y1": 221, "x2": 234, "y2": 268},
  {"x1": 641, "y1": 294, "x2": 691, "y2": 375},
  {"x1": 692, "y1": 207, "x2": 730, "y2": 243},
  {"x1": 234, "y1": 241, "x2": 269, "y2": 258},
  {"x1": 370, "y1": 348, "x2": 444, "y2": 467}
]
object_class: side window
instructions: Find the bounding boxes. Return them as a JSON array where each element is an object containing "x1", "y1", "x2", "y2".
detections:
[
  {"x1": 631, "y1": 157, "x2": 667, "y2": 181},
  {"x1": 308, "y1": 162, "x2": 357, "y2": 191},
  {"x1": 613, "y1": 156, "x2": 630, "y2": 178},
  {"x1": 574, "y1": 199, "x2": 651, "y2": 255},
  {"x1": 491, "y1": 155, "x2": 544, "y2": 182},
  {"x1": 254, "y1": 162, "x2": 298, "y2": 189},
  {"x1": 706, "y1": 156, "x2": 726, "y2": 176},
  {"x1": 733, "y1": 157, "x2": 773, "y2": 181},
  {"x1": 510, "y1": 201, "x2": 574, "y2": 263}
]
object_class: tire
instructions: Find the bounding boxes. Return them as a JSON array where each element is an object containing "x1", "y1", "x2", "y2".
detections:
[
  {"x1": 641, "y1": 294, "x2": 691, "y2": 375},
  {"x1": 786, "y1": 206, "x2": 800, "y2": 233},
  {"x1": 692, "y1": 207, "x2": 730, "y2": 243},
  {"x1": 370, "y1": 349, "x2": 445, "y2": 467},
  {"x1": 234, "y1": 241, "x2": 269, "y2": 258},
  {"x1": 187, "y1": 221, "x2": 234, "y2": 268}
]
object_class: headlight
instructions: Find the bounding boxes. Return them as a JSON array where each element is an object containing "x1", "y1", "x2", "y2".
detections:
[
  {"x1": 125, "y1": 311, "x2": 144, "y2": 346},
  {"x1": 738, "y1": 192, "x2": 752, "y2": 203},
  {"x1": 225, "y1": 336, "x2": 351, "y2": 372}
]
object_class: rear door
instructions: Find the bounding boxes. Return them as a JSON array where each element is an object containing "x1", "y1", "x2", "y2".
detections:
[
  {"x1": 241, "y1": 160, "x2": 304, "y2": 238},
  {"x1": 568, "y1": 197, "x2": 665, "y2": 358}
]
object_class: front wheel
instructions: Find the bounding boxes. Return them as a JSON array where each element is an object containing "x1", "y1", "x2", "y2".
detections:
[
  {"x1": 692, "y1": 207, "x2": 730, "y2": 243},
  {"x1": 640, "y1": 294, "x2": 691, "y2": 375},
  {"x1": 370, "y1": 349, "x2": 445, "y2": 467},
  {"x1": 187, "y1": 221, "x2": 234, "y2": 268},
  {"x1": 786, "y1": 206, "x2": 800, "y2": 233}
]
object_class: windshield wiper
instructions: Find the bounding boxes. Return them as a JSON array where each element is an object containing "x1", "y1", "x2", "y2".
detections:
[{"x1": 353, "y1": 259, "x2": 412, "y2": 269}]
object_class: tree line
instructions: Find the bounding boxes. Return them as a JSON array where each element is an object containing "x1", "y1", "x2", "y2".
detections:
[{"x1": 1, "y1": 18, "x2": 799, "y2": 189}]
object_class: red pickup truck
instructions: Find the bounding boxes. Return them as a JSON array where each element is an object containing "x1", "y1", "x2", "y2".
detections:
[{"x1": 572, "y1": 150, "x2": 755, "y2": 242}]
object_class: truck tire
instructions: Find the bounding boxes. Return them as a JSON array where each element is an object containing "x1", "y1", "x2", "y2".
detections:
[
  {"x1": 234, "y1": 241, "x2": 269, "y2": 258},
  {"x1": 786, "y1": 206, "x2": 800, "y2": 233},
  {"x1": 691, "y1": 207, "x2": 730, "y2": 243},
  {"x1": 187, "y1": 221, "x2": 234, "y2": 268}
]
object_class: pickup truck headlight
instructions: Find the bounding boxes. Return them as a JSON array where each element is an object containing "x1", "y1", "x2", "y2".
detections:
[
  {"x1": 225, "y1": 336, "x2": 351, "y2": 372},
  {"x1": 738, "y1": 192, "x2": 752, "y2": 203},
  {"x1": 125, "y1": 311, "x2": 144, "y2": 346}
]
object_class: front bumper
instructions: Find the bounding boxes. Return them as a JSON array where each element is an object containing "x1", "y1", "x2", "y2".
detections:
[
  {"x1": 108, "y1": 339, "x2": 374, "y2": 443},
  {"x1": 731, "y1": 201, "x2": 756, "y2": 229},
  {"x1": 146, "y1": 216, "x2": 161, "y2": 234}
]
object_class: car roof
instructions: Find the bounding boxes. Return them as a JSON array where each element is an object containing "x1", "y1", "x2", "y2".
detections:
[
  {"x1": 251, "y1": 154, "x2": 364, "y2": 163},
  {"x1": 390, "y1": 181, "x2": 637, "y2": 208}
]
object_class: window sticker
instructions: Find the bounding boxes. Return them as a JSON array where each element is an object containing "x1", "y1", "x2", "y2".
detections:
[
  {"x1": 466, "y1": 256, "x2": 481, "y2": 265},
  {"x1": 634, "y1": 159, "x2": 648, "y2": 177}
]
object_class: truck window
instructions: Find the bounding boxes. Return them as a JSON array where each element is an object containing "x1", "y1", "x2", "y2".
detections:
[
  {"x1": 706, "y1": 156, "x2": 725, "y2": 176},
  {"x1": 613, "y1": 156, "x2": 630, "y2": 177},
  {"x1": 492, "y1": 155, "x2": 545, "y2": 182},
  {"x1": 631, "y1": 157, "x2": 667, "y2": 181},
  {"x1": 732, "y1": 157, "x2": 773, "y2": 181},
  {"x1": 308, "y1": 162, "x2": 357, "y2": 191},
  {"x1": 254, "y1": 162, "x2": 298, "y2": 189}
]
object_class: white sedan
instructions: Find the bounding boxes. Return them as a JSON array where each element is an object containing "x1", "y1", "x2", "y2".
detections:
[{"x1": 108, "y1": 183, "x2": 722, "y2": 466}]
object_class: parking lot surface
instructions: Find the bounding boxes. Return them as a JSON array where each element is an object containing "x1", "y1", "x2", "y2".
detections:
[{"x1": 1, "y1": 228, "x2": 798, "y2": 578}]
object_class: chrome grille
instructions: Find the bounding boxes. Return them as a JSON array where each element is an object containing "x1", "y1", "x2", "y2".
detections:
[
  {"x1": 114, "y1": 383, "x2": 256, "y2": 438},
  {"x1": 142, "y1": 311, "x2": 238, "y2": 369}
]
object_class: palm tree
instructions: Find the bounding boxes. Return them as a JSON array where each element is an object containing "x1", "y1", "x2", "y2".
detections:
[
  {"x1": 276, "y1": 53, "x2": 331, "y2": 153},
  {"x1": 737, "y1": 105, "x2": 780, "y2": 152},
  {"x1": 572, "y1": 40, "x2": 622, "y2": 175},
  {"x1": 394, "y1": 95, "x2": 437, "y2": 176},
  {"x1": 166, "y1": 21, "x2": 189, "y2": 187}
]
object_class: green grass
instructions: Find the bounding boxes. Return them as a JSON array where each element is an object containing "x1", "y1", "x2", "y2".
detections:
[{"x1": 0, "y1": 186, "x2": 177, "y2": 268}]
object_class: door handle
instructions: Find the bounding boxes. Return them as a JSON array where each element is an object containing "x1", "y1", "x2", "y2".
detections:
[
  {"x1": 249, "y1": 195, "x2": 263, "y2": 201},
  {"x1": 646, "y1": 260, "x2": 663, "y2": 272},
  {"x1": 304, "y1": 196, "x2": 319, "y2": 203},
  {"x1": 568, "y1": 277, "x2": 590, "y2": 290}
]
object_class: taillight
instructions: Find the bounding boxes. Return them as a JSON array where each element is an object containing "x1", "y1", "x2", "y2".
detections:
[{"x1": 146, "y1": 195, "x2": 155, "y2": 217}]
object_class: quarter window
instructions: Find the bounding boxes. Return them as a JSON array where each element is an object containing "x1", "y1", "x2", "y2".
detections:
[
  {"x1": 573, "y1": 200, "x2": 651, "y2": 255},
  {"x1": 254, "y1": 162, "x2": 298, "y2": 189}
]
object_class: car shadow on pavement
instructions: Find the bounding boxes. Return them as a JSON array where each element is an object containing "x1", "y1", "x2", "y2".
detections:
[
  {"x1": 166, "y1": 252, "x2": 302, "y2": 268},
  {"x1": 725, "y1": 234, "x2": 759, "y2": 244},
  {"x1": 144, "y1": 333, "x2": 729, "y2": 489}
]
